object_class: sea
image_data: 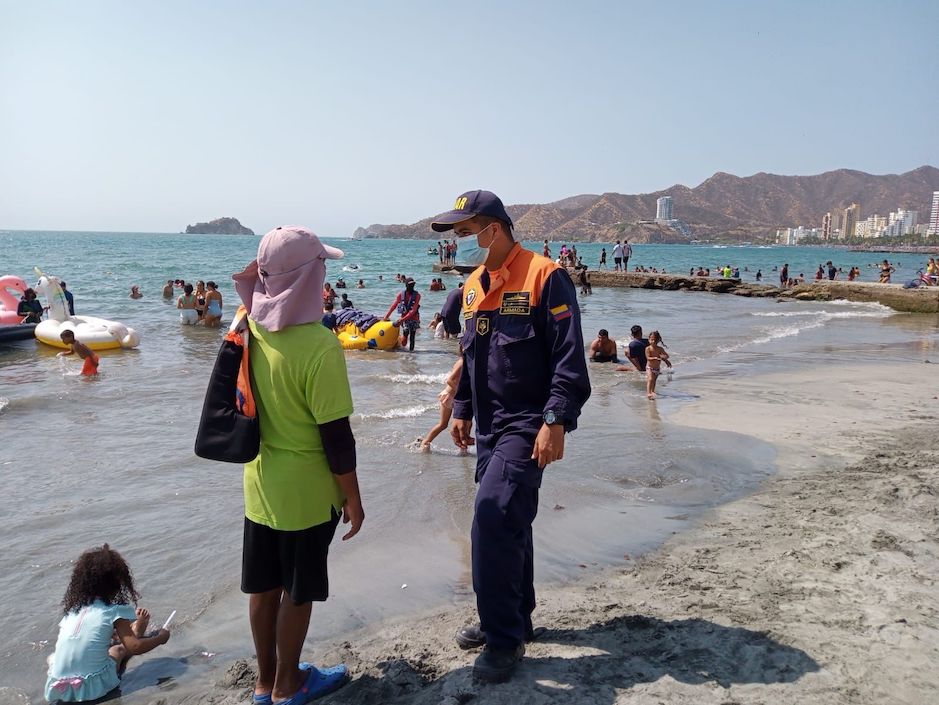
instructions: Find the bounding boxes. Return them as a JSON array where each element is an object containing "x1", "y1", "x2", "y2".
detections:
[{"x1": 2, "y1": 231, "x2": 938, "y2": 698}]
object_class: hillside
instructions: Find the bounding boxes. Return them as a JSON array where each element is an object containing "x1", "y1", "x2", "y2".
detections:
[{"x1": 352, "y1": 166, "x2": 939, "y2": 243}]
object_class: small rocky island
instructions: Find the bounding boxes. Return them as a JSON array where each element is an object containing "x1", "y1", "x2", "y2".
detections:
[{"x1": 184, "y1": 217, "x2": 255, "y2": 235}]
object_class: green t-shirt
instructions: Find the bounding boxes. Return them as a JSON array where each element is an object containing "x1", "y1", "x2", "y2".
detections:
[{"x1": 244, "y1": 319, "x2": 354, "y2": 531}]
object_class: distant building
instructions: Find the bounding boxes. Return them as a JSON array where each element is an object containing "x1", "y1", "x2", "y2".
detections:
[
  {"x1": 776, "y1": 226, "x2": 821, "y2": 245},
  {"x1": 822, "y1": 212, "x2": 832, "y2": 240},
  {"x1": 929, "y1": 192, "x2": 939, "y2": 236},
  {"x1": 856, "y1": 214, "x2": 886, "y2": 238},
  {"x1": 885, "y1": 209, "x2": 917, "y2": 238},
  {"x1": 840, "y1": 203, "x2": 860, "y2": 239},
  {"x1": 655, "y1": 196, "x2": 673, "y2": 222}
]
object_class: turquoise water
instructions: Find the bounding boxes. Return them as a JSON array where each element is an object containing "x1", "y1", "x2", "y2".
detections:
[{"x1": 1, "y1": 231, "x2": 938, "y2": 698}]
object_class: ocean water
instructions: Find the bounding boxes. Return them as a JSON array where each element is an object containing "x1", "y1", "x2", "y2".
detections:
[{"x1": 1, "y1": 231, "x2": 938, "y2": 698}]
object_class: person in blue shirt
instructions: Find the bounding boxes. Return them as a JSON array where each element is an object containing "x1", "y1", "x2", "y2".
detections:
[
  {"x1": 435, "y1": 190, "x2": 591, "y2": 683},
  {"x1": 439, "y1": 281, "x2": 464, "y2": 338},
  {"x1": 60, "y1": 281, "x2": 75, "y2": 315},
  {"x1": 45, "y1": 544, "x2": 170, "y2": 702},
  {"x1": 617, "y1": 324, "x2": 649, "y2": 372}
]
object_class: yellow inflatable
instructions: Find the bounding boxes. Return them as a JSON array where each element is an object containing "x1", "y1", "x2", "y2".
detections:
[{"x1": 336, "y1": 319, "x2": 399, "y2": 351}]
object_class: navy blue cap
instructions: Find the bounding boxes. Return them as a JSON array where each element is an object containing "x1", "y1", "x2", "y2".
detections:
[{"x1": 431, "y1": 190, "x2": 514, "y2": 232}]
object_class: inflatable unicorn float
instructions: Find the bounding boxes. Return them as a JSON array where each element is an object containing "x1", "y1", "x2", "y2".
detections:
[{"x1": 33, "y1": 268, "x2": 140, "y2": 350}]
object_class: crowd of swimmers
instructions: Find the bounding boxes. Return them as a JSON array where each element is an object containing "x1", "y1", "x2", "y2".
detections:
[{"x1": 162, "y1": 279, "x2": 223, "y2": 327}]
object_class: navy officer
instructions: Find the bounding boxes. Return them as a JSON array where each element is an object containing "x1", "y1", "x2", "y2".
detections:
[{"x1": 432, "y1": 190, "x2": 591, "y2": 682}]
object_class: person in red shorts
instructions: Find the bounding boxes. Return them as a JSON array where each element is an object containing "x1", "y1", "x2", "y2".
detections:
[{"x1": 59, "y1": 330, "x2": 99, "y2": 376}]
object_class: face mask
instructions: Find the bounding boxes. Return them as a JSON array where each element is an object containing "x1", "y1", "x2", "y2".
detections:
[{"x1": 458, "y1": 224, "x2": 494, "y2": 266}]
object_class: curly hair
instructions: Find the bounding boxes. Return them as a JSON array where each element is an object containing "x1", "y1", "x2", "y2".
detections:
[{"x1": 62, "y1": 544, "x2": 140, "y2": 614}]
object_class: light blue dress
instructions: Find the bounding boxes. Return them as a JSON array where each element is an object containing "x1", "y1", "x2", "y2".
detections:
[{"x1": 45, "y1": 600, "x2": 137, "y2": 702}]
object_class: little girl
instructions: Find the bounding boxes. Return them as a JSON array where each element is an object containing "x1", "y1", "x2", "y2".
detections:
[
  {"x1": 645, "y1": 330, "x2": 672, "y2": 400},
  {"x1": 420, "y1": 355, "x2": 464, "y2": 452},
  {"x1": 45, "y1": 544, "x2": 170, "y2": 702}
]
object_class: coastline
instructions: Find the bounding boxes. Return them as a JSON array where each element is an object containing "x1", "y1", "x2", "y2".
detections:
[{"x1": 53, "y1": 360, "x2": 938, "y2": 705}]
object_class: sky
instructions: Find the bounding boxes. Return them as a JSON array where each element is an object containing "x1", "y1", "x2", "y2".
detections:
[{"x1": 1, "y1": 0, "x2": 937, "y2": 236}]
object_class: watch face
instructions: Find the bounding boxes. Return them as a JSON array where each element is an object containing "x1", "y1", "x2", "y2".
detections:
[{"x1": 544, "y1": 410, "x2": 557, "y2": 425}]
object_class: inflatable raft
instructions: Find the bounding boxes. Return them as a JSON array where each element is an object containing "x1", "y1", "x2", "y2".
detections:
[
  {"x1": 333, "y1": 309, "x2": 399, "y2": 351},
  {"x1": 33, "y1": 269, "x2": 141, "y2": 350},
  {"x1": 0, "y1": 275, "x2": 28, "y2": 325}
]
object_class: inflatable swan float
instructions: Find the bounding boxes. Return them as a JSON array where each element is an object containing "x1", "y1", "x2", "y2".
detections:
[
  {"x1": 0, "y1": 275, "x2": 29, "y2": 325},
  {"x1": 33, "y1": 269, "x2": 141, "y2": 350}
]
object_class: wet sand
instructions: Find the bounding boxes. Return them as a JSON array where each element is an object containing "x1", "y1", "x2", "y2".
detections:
[{"x1": 8, "y1": 361, "x2": 938, "y2": 705}]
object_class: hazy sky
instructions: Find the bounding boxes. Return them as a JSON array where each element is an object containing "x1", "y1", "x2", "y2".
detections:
[{"x1": 2, "y1": 0, "x2": 936, "y2": 235}]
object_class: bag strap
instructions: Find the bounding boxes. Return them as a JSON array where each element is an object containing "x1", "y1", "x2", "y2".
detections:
[{"x1": 226, "y1": 306, "x2": 256, "y2": 418}]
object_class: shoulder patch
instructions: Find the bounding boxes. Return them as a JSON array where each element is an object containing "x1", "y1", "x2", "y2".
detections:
[{"x1": 465, "y1": 288, "x2": 477, "y2": 306}]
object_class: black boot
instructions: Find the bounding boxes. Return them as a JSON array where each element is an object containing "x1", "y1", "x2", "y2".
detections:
[
  {"x1": 473, "y1": 644, "x2": 525, "y2": 683},
  {"x1": 455, "y1": 623, "x2": 546, "y2": 650}
]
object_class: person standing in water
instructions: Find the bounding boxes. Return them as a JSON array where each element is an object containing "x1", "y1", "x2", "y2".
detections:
[
  {"x1": 384, "y1": 278, "x2": 421, "y2": 351},
  {"x1": 59, "y1": 330, "x2": 100, "y2": 376},
  {"x1": 645, "y1": 330, "x2": 672, "y2": 400},
  {"x1": 202, "y1": 281, "x2": 223, "y2": 327},
  {"x1": 177, "y1": 284, "x2": 199, "y2": 325}
]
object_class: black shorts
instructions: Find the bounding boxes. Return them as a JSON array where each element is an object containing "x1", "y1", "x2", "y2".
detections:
[
  {"x1": 614, "y1": 257, "x2": 622, "y2": 266},
  {"x1": 241, "y1": 511, "x2": 340, "y2": 605}
]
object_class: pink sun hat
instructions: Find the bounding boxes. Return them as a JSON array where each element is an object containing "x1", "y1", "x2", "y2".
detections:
[{"x1": 232, "y1": 225, "x2": 343, "y2": 332}]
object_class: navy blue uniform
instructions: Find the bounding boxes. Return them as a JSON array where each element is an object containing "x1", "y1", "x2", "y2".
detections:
[{"x1": 453, "y1": 243, "x2": 591, "y2": 650}]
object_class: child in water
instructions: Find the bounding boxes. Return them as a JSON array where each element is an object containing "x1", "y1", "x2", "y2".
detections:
[
  {"x1": 420, "y1": 356, "x2": 464, "y2": 452},
  {"x1": 45, "y1": 544, "x2": 171, "y2": 702},
  {"x1": 645, "y1": 330, "x2": 672, "y2": 400},
  {"x1": 59, "y1": 330, "x2": 99, "y2": 376}
]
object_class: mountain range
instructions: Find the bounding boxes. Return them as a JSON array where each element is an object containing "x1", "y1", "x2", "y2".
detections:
[{"x1": 352, "y1": 166, "x2": 939, "y2": 243}]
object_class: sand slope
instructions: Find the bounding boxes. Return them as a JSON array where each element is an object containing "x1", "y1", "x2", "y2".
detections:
[{"x1": 11, "y1": 363, "x2": 935, "y2": 705}]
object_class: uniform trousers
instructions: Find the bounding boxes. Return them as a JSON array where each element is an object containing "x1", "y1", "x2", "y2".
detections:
[{"x1": 472, "y1": 432, "x2": 541, "y2": 651}]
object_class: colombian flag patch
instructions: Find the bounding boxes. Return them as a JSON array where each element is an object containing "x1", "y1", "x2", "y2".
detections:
[{"x1": 550, "y1": 304, "x2": 572, "y2": 321}]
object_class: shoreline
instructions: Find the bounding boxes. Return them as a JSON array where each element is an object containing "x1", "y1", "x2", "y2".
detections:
[{"x1": 43, "y1": 360, "x2": 937, "y2": 705}]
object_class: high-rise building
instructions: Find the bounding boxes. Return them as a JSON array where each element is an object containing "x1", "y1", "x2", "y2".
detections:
[
  {"x1": 822, "y1": 212, "x2": 832, "y2": 240},
  {"x1": 841, "y1": 203, "x2": 860, "y2": 239},
  {"x1": 886, "y1": 209, "x2": 917, "y2": 238},
  {"x1": 929, "y1": 192, "x2": 939, "y2": 236},
  {"x1": 655, "y1": 196, "x2": 673, "y2": 222}
]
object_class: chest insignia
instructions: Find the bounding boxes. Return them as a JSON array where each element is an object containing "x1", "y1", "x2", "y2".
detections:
[
  {"x1": 476, "y1": 316, "x2": 490, "y2": 336},
  {"x1": 465, "y1": 288, "x2": 477, "y2": 307},
  {"x1": 499, "y1": 291, "x2": 531, "y2": 315}
]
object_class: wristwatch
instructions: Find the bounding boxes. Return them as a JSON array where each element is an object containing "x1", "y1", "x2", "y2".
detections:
[{"x1": 543, "y1": 410, "x2": 562, "y2": 426}]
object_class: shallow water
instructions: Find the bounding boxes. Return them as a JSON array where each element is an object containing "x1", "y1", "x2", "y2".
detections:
[{"x1": 2, "y1": 232, "x2": 938, "y2": 697}]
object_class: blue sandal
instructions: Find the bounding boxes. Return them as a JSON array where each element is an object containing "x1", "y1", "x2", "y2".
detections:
[
  {"x1": 253, "y1": 662, "x2": 314, "y2": 705},
  {"x1": 272, "y1": 664, "x2": 349, "y2": 705}
]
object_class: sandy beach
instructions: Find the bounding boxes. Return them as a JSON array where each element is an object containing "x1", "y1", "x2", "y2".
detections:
[{"x1": 13, "y1": 359, "x2": 926, "y2": 705}]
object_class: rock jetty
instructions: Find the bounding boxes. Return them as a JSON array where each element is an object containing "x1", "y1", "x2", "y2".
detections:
[
  {"x1": 184, "y1": 217, "x2": 254, "y2": 235},
  {"x1": 430, "y1": 264, "x2": 939, "y2": 312},
  {"x1": 582, "y1": 270, "x2": 939, "y2": 313}
]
